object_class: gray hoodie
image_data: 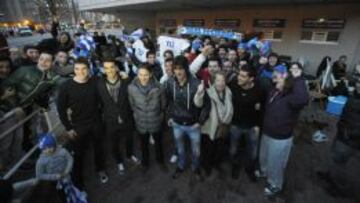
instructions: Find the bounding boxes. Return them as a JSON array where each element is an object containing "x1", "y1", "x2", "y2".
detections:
[{"x1": 36, "y1": 147, "x2": 73, "y2": 181}]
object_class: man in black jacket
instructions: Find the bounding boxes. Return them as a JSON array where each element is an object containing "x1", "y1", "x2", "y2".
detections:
[
  {"x1": 56, "y1": 57, "x2": 107, "y2": 189},
  {"x1": 229, "y1": 64, "x2": 265, "y2": 180},
  {"x1": 97, "y1": 58, "x2": 139, "y2": 174},
  {"x1": 165, "y1": 55, "x2": 210, "y2": 179},
  {"x1": 145, "y1": 51, "x2": 163, "y2": 81},
  {"x1": 317, "y1": 78, "x2": 360, "y2": 200}
]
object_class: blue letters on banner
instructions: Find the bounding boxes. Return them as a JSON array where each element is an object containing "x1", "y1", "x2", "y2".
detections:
[{"x1": 177, "y1": 26, "x2": 242, "y2": 40}]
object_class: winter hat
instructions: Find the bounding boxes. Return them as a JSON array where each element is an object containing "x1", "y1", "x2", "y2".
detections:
[
  {"x1": 39, "y1": 133, "x2": 57, "y2": 150},
  {"x1": 273, "y1": 64, "x2": 288, "y2": 75}
]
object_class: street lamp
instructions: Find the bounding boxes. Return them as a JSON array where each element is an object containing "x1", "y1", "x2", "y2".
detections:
[{"x1": 24, "y1": 20, "x2": 30, "y2": 26}]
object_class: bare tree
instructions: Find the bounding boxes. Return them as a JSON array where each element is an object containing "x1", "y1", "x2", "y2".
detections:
[{"x1": 32, "y1": 0, "x2": 78, "y2": 24}]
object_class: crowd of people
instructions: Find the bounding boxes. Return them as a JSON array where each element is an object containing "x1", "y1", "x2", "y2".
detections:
[{"x1": 0, "y1": 25, "x2": 359, "y2": 203}]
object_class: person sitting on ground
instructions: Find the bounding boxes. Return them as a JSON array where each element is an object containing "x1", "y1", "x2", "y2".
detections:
[
  {"x1": 36, "y1": 133, "x2": 87, "y2": 203},
  {"x1": 317, "y1": 78, "x2": 360, "y2": 201}
]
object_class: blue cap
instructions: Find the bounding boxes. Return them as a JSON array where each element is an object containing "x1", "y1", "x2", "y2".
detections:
[
  {"x1": 274, "y1": 64, "x2": 288, "y2": 74},
  {"x1": 39, "y1": 133, "x2": 57, "y2": 150}
]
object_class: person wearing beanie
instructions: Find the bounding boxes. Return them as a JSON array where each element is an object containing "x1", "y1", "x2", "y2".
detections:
[
  {"x1": 165, "y1": 55, "x2": 211, "y2": 180},
  {"x1": 36, "y1": 133, "x2": 88, "y2": 203},
  {"x1": 256, "y1": 63, "x2": 309, "y2": 199},
  {"x1": 36, "y1": 133, "x2": 72, "y2": 181}
]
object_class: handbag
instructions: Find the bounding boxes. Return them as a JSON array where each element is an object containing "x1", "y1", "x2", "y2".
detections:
[{"x1": 213, "y1": 99, "x2": 230, "y2": 138}]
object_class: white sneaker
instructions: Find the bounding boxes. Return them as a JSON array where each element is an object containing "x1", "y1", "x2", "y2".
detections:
[
  {"x1": 149, "y1": 135, "x2": 155, "y2": 145},
  {"x1": 254, "y1": 170, "x2": 266, "y2": 179},
  {"x1": 98, "y1": 171, "x2": 109, "y2": 183},
  {"x1": 118, "y1": 163, "x2": 125, "y2": 175},
  {"x1": 131, "y1": 155, "x2": 140, "y2": 165},
  {"x1": 169, "y1": 154, "x2": 178, "y2": 164},
  {"x1": 312, "y1": 130, "x2": 328, "y2": 143}
]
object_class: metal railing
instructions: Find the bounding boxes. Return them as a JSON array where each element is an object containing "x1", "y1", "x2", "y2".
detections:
[{"x1": 1, "y1": 104, "x2": 62, "y2": 180}]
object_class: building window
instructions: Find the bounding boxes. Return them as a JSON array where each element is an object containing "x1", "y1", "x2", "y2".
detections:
[
  {"x1": 214, "y1": 19, "x2": 240, "y2": 32},
  {"x1": 263, "y1": 30, "x2": 283, "y2": 41},
  {"x1": 300, "y1": 30, "x2": 340, "y2": 44},
  {"x1": 253, "y1": 19, "x2": 286, "y2": 42},
  {"x1": 183, "y1": 19, "x2": 205, "y2": 27},
  {"x1": 158, "y1": 19, "x2": 177, "y2": 34}
]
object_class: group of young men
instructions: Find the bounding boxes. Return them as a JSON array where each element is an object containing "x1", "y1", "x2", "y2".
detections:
[{"x1": 0, "y1": 29, "x2": 359, "y2": 202}]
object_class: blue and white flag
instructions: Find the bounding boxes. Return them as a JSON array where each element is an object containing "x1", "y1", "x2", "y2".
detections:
[
  {"x1": 177, "y1": 26, "x2": 242, "y2": 40},
  {"x1": 129, "y1": 28, "x2": 145, "y2": 40}
]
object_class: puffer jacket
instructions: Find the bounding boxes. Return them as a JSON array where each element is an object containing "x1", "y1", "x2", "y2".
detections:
[
  {"x1": 2, "y1": 65, "x2": 63, "y2": 108},
  {"x1": 128, "y1": 77, "x2": 166, "y2": 134},
  {"x1": 165, "y1": 74, "x2": 210, "y2": 125},
  {"x1": 337, "y1": 92, "x2": 360, "y2": 150}
]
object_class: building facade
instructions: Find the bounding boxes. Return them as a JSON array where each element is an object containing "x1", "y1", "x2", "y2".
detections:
[{"x1": 78, "y1": 0, "x2": 360, "y2": 74}]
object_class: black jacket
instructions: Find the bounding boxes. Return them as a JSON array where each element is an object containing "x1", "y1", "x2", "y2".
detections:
[
  {"x1": 165, "y1": 75, "x2": 210, "y2": 125},
  {"x1": 96, "y1": 76, "x2": 134, "y2": 129},
  {"x1": 337, "y1": 92, "x2": 360, "y2": 150},
  {"x1": 147, "y1": 62, "x2": 163, "y2": 82}
]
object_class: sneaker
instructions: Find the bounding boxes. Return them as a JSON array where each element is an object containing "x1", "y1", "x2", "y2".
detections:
[
  {"x1": 254, "y1": 170, "x2": 266, "y2": 179},
  {"x1": 149, "y1": 135, "x2": 155, "y2": 145},
  {"x1": 169, "y1": 154, "x2": 178, "y2": 163},
  {"x1": 312, "y1": 130, "x2": 328, "y2": 143},
  {"x1": 117, "y1": 163, "x2": 125, "y2": 175},
  {"x1": 172, "y1": 167, "x2": 183, "y2": 179},
  {"x1": 245, "y1": 167, "x2": 257, "y2": 182},
  {"x1": 264, "y1": 184, "x2": 281, "y2": 199},
  {"x1": 130, "y1": 155, "x2": 140, "y2": 165},
  {"x1": 98, "y1": 171, "x2": 109, "y2": 183}
]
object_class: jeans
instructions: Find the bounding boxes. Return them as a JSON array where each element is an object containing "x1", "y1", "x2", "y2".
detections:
[
  {"x1": 259, "y1": 134, "x2": 293, "y2": 190},
  {"x1": 172, "y1": 122, "x2": 201, "y2": 170},
  {"x1": 230, "y1": 125, "x2": 259, "y2": 166}
]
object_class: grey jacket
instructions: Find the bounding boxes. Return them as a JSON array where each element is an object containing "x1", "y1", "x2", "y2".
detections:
[
  {"x1": 128, "y1": 77, "x2": 166, "y2": 134},
  {"x1": 35, "y1": 147, "x2": 73, "y2": 181}
]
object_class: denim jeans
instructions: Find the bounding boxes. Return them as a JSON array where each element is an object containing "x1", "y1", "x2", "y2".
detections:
[
  {"x1": 259, "y1": 134, "x2": 293, "y2": 190},
  {"x1": 230, "y1": 125, "x2": 259, "y2": 165},
  {"x1": 172, "y1": 122, "x2": 201, "y2": 170}
]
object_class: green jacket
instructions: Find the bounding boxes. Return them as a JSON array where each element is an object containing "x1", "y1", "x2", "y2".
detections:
[{"x1": 2, "y1": 65, "x2": 67, "y2": 109}]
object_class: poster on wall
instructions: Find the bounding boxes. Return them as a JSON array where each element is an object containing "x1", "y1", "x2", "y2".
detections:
[
  {"x1": 253, "y1": 19, "x2": 286, "y2": 28},
  {"x1": 302, "y1": 19, "x2": 346, "y2": 29}
]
